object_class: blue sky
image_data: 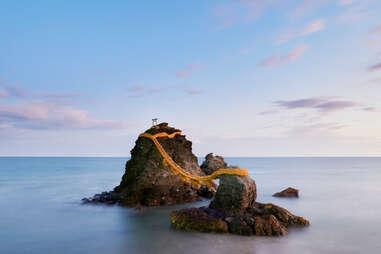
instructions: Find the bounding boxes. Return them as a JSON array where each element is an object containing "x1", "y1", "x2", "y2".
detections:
[{"x1": 1, "y1": 0, "x2": 381, "y2": 156}]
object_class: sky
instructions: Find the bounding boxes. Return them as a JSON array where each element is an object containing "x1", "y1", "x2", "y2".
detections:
[{"x1": 1, "y1": 0, "x2": 381, "y2": 157}]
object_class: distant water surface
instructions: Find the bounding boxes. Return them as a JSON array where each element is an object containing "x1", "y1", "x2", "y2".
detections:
[{"x1": 1, "y1": 157, "x2": 380, "y2": 254}]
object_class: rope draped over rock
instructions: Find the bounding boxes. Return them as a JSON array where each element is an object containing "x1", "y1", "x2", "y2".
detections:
[{"x1": 139, "y1": 131, "x2": 249, "y2": 188}]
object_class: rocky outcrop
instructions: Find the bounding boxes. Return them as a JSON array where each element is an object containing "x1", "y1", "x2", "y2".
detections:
[
  {"x1": 170, "y1": 202, "x2": 309, "y2": 236},
  {"x1": 209, "y1": 175, "x2": 256, "y2": 214},
  {"x1": 200, "y1": 153, "x2": 227, "y2": 175},
  {"x1": 170, "y1": 175, "x2": 309, "y2": 236},
  {"x1": 84, "y1": 123, "x2": 215, "y2": 206},
  {"x1": 273, "y1": 187, "x2": 299, "y2": 198}
]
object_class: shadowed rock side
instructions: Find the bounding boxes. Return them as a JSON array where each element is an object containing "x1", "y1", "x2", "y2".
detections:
[
  {"x1": 83, "y1": 123, "x2": 215, "y2": 206},
  {"x1": 170, "y1": 175, "x2": 309, "y2": 236},
  {"x1": 273, "y1": 187, "x2": 299, "y2": 198}
]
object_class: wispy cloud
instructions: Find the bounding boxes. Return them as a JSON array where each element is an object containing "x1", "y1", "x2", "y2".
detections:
[
  {"x1": 362, "y1": 107, "x2": 378, "y2": 112},
  {"x1": 368, "y1": 62, "x2": 381, "y2": 72},
  {"x1": 259, "y1": 45, "x2": 308, "y2": 67},
  {"x1": 300, "y1": 19, "x2": 326, "y2": 35},
  {"x1": 0, "y1": 89, "x2": 8, "y2": 98},
  {"x1": 0, "y1": 100, "x2": 130, "y2": 130},
  {"x1": 370, "y1": 25, "x2": 381, "y2": 34},
  {"x1": 278, "y1": 19, "x2": 325, "y2": 44},
  {"x1": 213, "y1": 0, "x2": 276, "y2": 30},
  {"x1": 128, "y1": 85, "x2": 145, "y2": 92},
  {"x1": 36, "y1": 92, "x2": 83, "y2": 99},
  {"x1": 275, "y1": 96, "x2": 357, "y2": 112},
  {"x1": 281, "y1": 45, "x2": 308, "y2": 61},
  {"x1": 185, "y1": 89, "x2": 203, "y2": 95},
  {"x1": 175, "y1": 61, "x2": 203, "y2": 78},
  {"x1": 259, "y1": 110, "x2": 278, "y2": 115}
]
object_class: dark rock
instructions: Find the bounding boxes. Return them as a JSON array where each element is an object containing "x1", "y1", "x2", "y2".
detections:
[
  {"x1": 170, "y1": 202, "x2": 308, "y2": 236},
  {"x1": 170, "y1": 175, "x2": 309, "y2": 236},
  {"x1": 209, "y1": 175, "x2": 257, "y2": 214},
  {"x1": 200, "y1": 153, "x2": 228, "y2": 175},
  {"x1": 113, "y1": 122, "x2": 212, "y2": 206},
  {"x1": 228, "y1": 217, "x2": 253, "y2": 236},
  {"x1": 273, "y1": 187, "x2": 299, "y2": 198},
  {"x1": 170, "y1": 208, "x2": 229, "y2": 233},
  {"x1": 82, "y1": 191, "x2": 121, "y2": 204}
]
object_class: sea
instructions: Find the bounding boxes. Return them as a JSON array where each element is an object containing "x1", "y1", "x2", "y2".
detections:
[{"x1": 1, "y1": 157, "x2": 380, "y2": 254}]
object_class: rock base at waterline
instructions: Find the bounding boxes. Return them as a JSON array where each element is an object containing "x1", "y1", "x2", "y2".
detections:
[{"x1": 170, "y1": 202, "x2": 309, "y2": 236}]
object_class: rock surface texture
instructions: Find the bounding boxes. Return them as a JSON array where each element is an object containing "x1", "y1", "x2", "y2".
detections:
[
  {"x1": 209, "y1": 175, "x2": 256, "y2": 214},
  {"x1": 84, "y1": 123, "x2": 215, "y2": 206},
  {"x1": 171, "y1": 175, "x2": 309, "y2": 236},
  {"x1": 273, "y1": 187, "x2": 299, "y2": 198},
  {"x1": 200, "y1": 153, "x2": 228, "y2": 175}
]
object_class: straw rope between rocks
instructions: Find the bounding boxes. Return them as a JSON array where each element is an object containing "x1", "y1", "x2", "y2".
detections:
[{"x1": 139, "y1": 131, "x2": 248, "y2": 188}]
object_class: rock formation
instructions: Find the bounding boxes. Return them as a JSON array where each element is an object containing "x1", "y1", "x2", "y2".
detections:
[
  {"x1": 209, "y1": 175, "x2": 256, "y2": 214},
  {"x1": 200, "y1": 153, "x2": 228, "y2": 175},
  {"x1": 273, "y1": 187, "x2": 299, "y2": 198},
  {"x1": 170, "y1": 175, "x2": 309, "y2": 236},
  {"x1": 83, "y1": 123, "x2": 215, "y2": 206}
]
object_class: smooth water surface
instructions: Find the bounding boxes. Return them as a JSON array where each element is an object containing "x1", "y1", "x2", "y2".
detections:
[{"x1": 1, "y1": 157, "x2": 380, "y2": 254}]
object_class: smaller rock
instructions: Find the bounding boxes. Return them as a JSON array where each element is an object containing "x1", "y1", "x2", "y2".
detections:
[
  {"x1": 273, "y1": 187, "x2": 299, "y2": 198},
  {"x1": 209, "y1": 175, "x2": 257, "y2": 214},
  {"x1": 200, "y1": 153, "x2": 228, "y2": 175},
  {"x1": 82, "y1": 191, "x2": 121, "y2": 204}
]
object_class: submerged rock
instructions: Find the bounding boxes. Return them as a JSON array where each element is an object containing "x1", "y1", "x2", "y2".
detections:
[
  {"x1": 200, "y1": 153, "x2": 228, "y2": 175},
  {"x1": 84, "y1": 123, "x2": 215, "y2": 206},
  {"x1": 273, "y1": 187, "x2": 299, "y2": 198},
  {"x1": 170, "y1": 175, "x2": 309, "y2": 236}
]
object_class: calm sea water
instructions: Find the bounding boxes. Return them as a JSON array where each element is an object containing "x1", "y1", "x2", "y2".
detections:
[{"x1": 1, "y1": 157, "x2": 380, "y2": 254}]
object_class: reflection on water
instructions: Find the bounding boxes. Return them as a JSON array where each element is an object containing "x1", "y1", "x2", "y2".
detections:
[{"x1": 1, "y1": 157, "x2": 381, "y2": 254}]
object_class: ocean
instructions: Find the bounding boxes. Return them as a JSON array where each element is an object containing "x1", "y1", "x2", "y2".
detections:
[{"x1": 1, "y1": 157, "x2": 380, "y2": 254}]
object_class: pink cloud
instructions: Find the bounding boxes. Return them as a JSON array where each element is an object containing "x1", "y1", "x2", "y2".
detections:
[
  {"x1": 259, "y1": 45, "x2": 308, "y2": 67},
  {"x1": 0, "y1": 100, "x2": 130, "y2": 130},
  {"x1": 370, "y1": 25, "x2": 381, "y2": 34},
  {"x1": 281, "y1": 45, "x2": 308, "y2": 62},
  {"x1": 175, "y1": 70, "x2": 192, "y2": 78},
  {"x1": 0, "y1": 89, "x2": 8, "y2": 98},
  {"x1": 176, "y1": 61, "x2": 203, "y2": 78},
  {"x1": 259, "y1": 55, "x2": 280, "y2": 67},
  {"x1": 300, "y1": 19, "x2": 326, "y2": 35},
  {"x1": 278, "y1": 19, "x2": 325, "y2": 44},
  {"x1": 213, "y1": 0, "x2": 276, "y2": 30}
]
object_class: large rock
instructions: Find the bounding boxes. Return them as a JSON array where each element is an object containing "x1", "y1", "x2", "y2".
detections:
[
  {"x1": 209, "y1": 175, "x2": 257, "y2": 214},
  {"x1": 200, "y1": 153, "x2": 227, "y2": 175},
  {"x1": 170, "y1": 175, "x2": 309, "y2": 236},
  {"x1": 85, "y1": 123, "x2": 215, "y2": 206}
]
